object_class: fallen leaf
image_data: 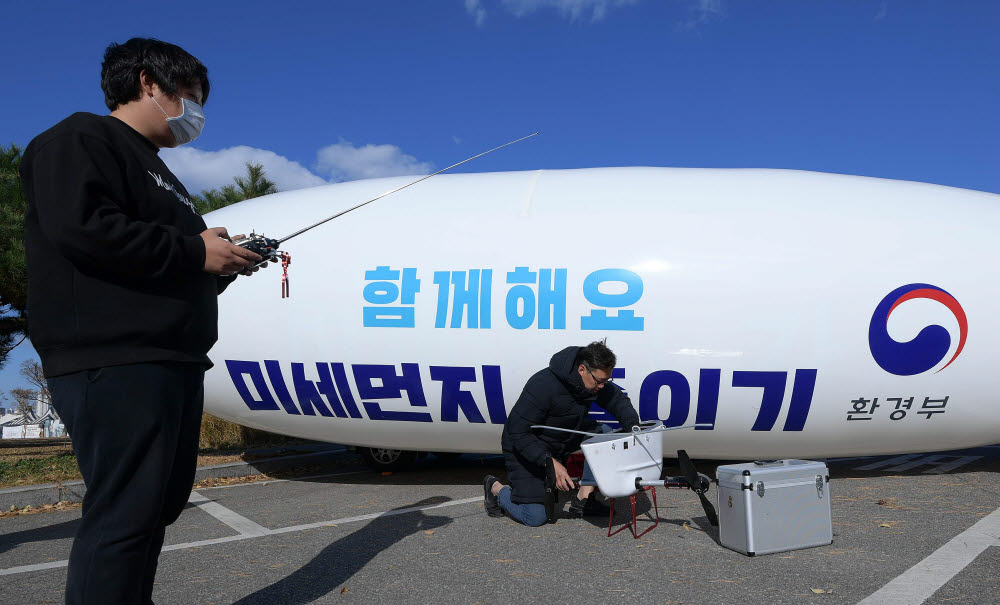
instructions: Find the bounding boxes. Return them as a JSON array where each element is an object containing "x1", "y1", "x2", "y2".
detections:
[
  {"x1": 810, "y1": 588, "x2": 832, "y2": 594},
  {"x1": 424, "y1": 530, "x2": 435, "y2": 535},
  {"x1": 683, "y1": 522, "x2": 691, "y2": 531},
  {"x1": 341, "y1": 587, "x2": 348, "y2": 594}
]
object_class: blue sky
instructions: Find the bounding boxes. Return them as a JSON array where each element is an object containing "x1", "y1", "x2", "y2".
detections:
[{"x1": 1, "y1": 0, "x2": 998, "y2": 393}]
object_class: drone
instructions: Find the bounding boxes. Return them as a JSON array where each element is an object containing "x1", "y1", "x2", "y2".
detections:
[{"x1": 533, "y1": 421, "x2": 718, "y2": 538}]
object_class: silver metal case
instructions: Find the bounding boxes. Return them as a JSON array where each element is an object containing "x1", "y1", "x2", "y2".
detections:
[{"x1": 716, "y1": 459, "x2": 832, "y2": 556}]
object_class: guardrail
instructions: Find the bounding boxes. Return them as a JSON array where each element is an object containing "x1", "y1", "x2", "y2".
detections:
[{"x1": 0, "y1": 437, "x2": 71, "y2": 449}]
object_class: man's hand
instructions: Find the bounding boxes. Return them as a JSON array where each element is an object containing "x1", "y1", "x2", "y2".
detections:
[
  {"x1": 229, "y1": 234, "x2": 268, "y2": 276},
  {"x1": 551, "y1": 458, "x2": 575, "y2": 491},
  {"x1": 201, "y1": 227, "x2": 263, "y2": 275}
]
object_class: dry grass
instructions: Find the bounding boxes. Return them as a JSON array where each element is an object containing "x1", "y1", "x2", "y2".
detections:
[
  {"x1": 0, "y1": 415, "x2": 314, "y2": 488},
  {"x1": 1, "y1": 501, "x2": 81, "y2": 519},
  {"x1": 198, "y1": 413, "x2": 298, "y2": 450}
]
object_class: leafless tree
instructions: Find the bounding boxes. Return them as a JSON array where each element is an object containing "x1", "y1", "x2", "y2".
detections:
[
  {"x1": 10, "y1": 387, "x2": 37, "y2": 418},
  {"x1": 19, "y1": 359, "x2": 49, "y2": 402}
]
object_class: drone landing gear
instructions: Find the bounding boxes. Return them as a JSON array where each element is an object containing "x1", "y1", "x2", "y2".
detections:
[
  {"x1": 606, "y1": 449, "x2": 720, "y2": 539},
  {"x1": 607, "y1": 486, "x2": 659, "y2": 539}
]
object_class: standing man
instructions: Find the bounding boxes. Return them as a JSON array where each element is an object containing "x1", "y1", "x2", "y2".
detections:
[
  {"x1": 484, "y1": 340, "x2": 641, "y2": 526},
  {"x1": 20, "y1": 38, "x2": 262, "y2": 604}
]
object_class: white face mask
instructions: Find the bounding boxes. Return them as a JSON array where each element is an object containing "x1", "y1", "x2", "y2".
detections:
[{"x1": 151, "y1": 93, "x2": 205, "y2": 146}]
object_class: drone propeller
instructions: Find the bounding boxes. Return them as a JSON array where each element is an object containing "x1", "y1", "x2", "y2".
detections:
[{"x1": 678, "y1": 449, "x2": 719, "y2": 527}]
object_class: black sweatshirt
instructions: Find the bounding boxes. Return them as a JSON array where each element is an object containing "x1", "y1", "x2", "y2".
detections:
[{"x1": 20, "y1": 112, "x2": 234, "y2": 377}]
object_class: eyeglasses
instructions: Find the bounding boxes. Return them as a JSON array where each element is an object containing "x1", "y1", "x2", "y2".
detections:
[{"x1": 585, "y1": 366, "x2": 613, "y2": 386}]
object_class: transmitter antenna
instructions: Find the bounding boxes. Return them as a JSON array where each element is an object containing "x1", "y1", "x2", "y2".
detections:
[{"x1": 277, "y1": 132, "x2": 538, "y2": 243}]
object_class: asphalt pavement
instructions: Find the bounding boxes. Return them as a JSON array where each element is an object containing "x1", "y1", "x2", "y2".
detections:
[{"x1": 1, "y1": 448, "x2": 999, "y2": 604}]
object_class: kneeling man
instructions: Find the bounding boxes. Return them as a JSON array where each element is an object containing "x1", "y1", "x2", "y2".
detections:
[{"x1": 484, "y1": 340, "x2": 640, "y2": 526}]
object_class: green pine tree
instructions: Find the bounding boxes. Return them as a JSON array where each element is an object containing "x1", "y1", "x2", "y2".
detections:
[
  {"x1": 0, "y1": 143, "x2": 28, "y2": 369},
  {"x1": 191, "y1": 184, "x2": 244, "y2": 214},
  {"x1": 191, "y1": 162, "x2": 278, "y2": 214},
  {"x1": 234, "y1": 162, "x2": 278, "y2": 200}
]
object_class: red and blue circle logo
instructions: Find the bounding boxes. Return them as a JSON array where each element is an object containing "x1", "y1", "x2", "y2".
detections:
[{"x1": 868, "y1": 284, "x2": 967, "y2": 376}]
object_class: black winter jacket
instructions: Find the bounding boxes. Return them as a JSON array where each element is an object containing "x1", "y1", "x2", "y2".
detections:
[
  {"x1": 20, "y1": 113, "x2": 235, "y2": 377},
  {"x1": 501, "y1": 346, "x2": 640, "y2": 504}
]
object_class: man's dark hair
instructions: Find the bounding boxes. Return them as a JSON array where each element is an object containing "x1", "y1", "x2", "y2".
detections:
[
  {"x1": 101, "y1": 38, "x2": 210, "y2": 110},
  {"x1": 576, "y1": 339, "x2": 616, "y2": 371}
]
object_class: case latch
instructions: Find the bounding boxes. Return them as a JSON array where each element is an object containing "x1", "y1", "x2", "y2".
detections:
[
  {"x1": 756, "y1": 481, "x2": 765, "y2": 498},
  {"x1": 815, "y1": 475, "x2": 824, "y2": 498}
]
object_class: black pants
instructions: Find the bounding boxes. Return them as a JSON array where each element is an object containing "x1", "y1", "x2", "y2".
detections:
[{"x1": 48, "y1": 362, "x2": 205, "y2": 605}]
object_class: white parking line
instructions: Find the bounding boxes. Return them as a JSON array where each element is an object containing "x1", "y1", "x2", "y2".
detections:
[
  {"x1": 856, "y1": 506, "x2": 1000, "y2": 605},
  {"x1": 0, "y1": 560, "x2": 68, "y2": 576},
  {"x1": 188, "y1": 491, "x2": 271, "y2": 537},
  {"x1": 267, "y1": 496, "x2": 481, "y2": 536},
  {"x1": 923, "y1": 456, "x2": 982, "y2": 474},
  {"x1": 854, "y1": 454, "x2": 922, "y2": 471},
  {"x1": 0, "y1": 495, "x2": 481, "y2": 577},
  {"x1": 853, "y1": 454, "x2": 984, "y2": 474},
  {"x1": 883, "y1": 455, "x2": 945, "y2": 472}
]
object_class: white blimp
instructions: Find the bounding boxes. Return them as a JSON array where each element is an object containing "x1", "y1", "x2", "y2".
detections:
[{"x1": 201, "y1": 166, "x2": 999, "y2": 469}]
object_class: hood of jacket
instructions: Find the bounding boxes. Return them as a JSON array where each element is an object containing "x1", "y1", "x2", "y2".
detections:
[{"x1": 547, "y1": 346, "x2": 594, "y2": 401}]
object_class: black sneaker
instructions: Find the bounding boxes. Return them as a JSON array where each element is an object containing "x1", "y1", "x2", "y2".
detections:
[
  {"x1": 567, "y1": 494, "x2": 612, "y2": 518},
  {"x1": 483, "y1": 475, "x2": 503, "y2": 517}
]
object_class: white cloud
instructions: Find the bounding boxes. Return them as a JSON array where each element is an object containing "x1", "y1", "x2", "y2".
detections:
[
  {"x1": 466, "y1": 0, "x2": 639, "y2": 24},
  {"x1": 314, "y1": 140, "x2": 434, "y2": 182},
  {"x1": 161, "y1": 145, "x2": 327, "y2": 194},
  {"x1": 678, "y1": 0, "x2": 724, "y2": 31},
  {"x1": 512, "y1": 0, "x2": 638, "y2": 21},
  {"x1": 466, "y1": 0, "x2": 487, "y2": 25},
  {"x1": 160, "y1": 140, "x2": 435, "y2": 195},
  {"x1": 874, "y1": 0, "x2": 888, "y2": 21}
]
